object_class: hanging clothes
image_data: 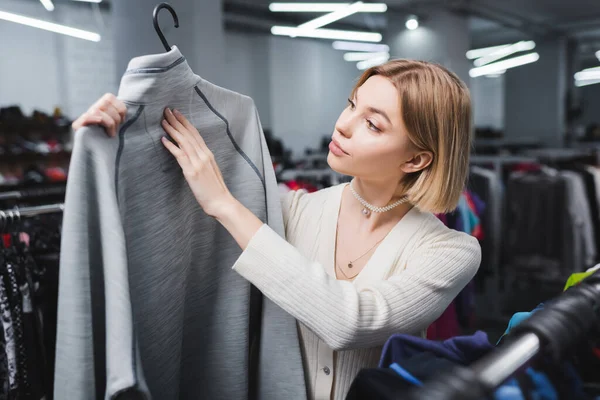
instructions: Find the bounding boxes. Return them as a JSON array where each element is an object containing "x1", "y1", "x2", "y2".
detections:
[{"x1": 55, "y1": 46, "x2": 306, "y2": 400}]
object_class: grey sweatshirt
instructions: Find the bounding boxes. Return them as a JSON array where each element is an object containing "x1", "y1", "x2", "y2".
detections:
[{"x1": 55, "y1": 46, "x2": 306, "y2": 400}]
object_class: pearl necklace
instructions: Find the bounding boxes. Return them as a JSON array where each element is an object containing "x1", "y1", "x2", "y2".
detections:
[{"x1": 349, "y1": 180, "x2": 408, "y2": 216}]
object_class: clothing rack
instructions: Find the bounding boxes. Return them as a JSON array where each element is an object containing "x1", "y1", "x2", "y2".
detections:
[
  {"x1": 406, "y1": 270, "x2": 600, "y2": 399},
  {"x1": 1, "y1": 203, "x2": 64, "y2": 231},
  {"x1": 0, "y1": 185, "x2": 66, "y2": 201}
]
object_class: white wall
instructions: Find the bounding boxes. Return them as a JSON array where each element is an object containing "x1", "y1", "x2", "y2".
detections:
[
  {"x1": 0, "y1": 0, "x2": 115, "y2": 117},
  {"x1": 269, "y1": 36, "x2": 361, "y2": 156},
  {"x1": 470, "y1": 75, "x2": 505, "y2": 130},
  {"x1": 224, "y1": 32, "x2": 272, "y2": 130},
  {"x1": 0, "y1": 1, "x2": 360, "y2": 155}
]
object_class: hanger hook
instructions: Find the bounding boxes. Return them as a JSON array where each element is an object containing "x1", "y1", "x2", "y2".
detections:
[{"x1": 153, "y1": 3, "x2": 179, "y2": 52}]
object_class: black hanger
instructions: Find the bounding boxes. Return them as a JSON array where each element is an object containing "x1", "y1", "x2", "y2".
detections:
[{"x1": 153, "y1": 3, "x2": 179, "y2": 52}]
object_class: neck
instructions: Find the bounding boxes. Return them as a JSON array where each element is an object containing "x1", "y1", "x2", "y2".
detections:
[{"x1": 347, "y1": 177, "x2": 412, "y2": 232}]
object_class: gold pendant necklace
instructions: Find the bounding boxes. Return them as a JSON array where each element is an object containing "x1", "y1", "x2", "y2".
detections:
[{"x1": 345, "y1": 236, "x2": 386, "y2": 268}]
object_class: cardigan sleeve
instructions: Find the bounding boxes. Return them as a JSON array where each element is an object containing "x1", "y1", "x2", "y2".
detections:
[{"x1": 232, "y1": 223, "x2": 481, "y2": 351}]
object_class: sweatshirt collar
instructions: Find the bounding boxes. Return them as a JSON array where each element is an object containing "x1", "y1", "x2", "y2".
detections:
[{"x1": 117, "y1": 46, "x2": 199, "y2": 104}]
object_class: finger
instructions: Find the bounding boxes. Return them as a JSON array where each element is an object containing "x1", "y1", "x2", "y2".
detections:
[
  {"x1": 72, "y1": 112, "x2": 102, "y2": 131},
  {"x1": 110, "y1": 98, "x2": 128, "y2": 120},
  {"x1": 172, "y1": 109, "x2": 210, "y2": 152},
  {"x1": 161, "y1": 119, "x2": 200, "y2": 164},
  {"x1": 95, "y1": 93, "x2": 117, "y2": 112},
  {"x1": 96, "y1": 110, "x2": 118, "y2": 137},
  {"x1": 161, "y1": 136, "x2": 193, "y2": 170},
  {"x1": 101, "y1": 103, "x2": 123, "y2": 128},
  {"x1": 171, "y1": 109, "x2": 214, "y2": 166},
  {"x1": 164, "y1": 108, "x2": 188, "y2": 137}
]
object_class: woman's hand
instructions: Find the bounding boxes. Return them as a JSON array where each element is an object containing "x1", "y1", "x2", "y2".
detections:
[
  {"x1": 72, "y1": 93, "x2": 127, "y2": 137},
  {"x1": 160, "y1": 108, "x2": 236, "y2": 218}
]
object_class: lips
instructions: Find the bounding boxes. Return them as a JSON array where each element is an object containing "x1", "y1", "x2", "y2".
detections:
[{"x1": 330, "y1": 138, "x2": 349, "y2": 156}]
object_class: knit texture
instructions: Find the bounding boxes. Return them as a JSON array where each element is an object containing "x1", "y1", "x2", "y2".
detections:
[
  {"x1": 55, "y1": 46, "x2": 306, "y2": 400},
  {"x1": 233, "y1": 184, "x2": 481, "y2": 400}
]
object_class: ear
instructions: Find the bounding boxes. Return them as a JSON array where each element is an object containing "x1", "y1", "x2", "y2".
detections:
[{"x1": 400, "y1": 151, "x2": 433, "y2": 174}]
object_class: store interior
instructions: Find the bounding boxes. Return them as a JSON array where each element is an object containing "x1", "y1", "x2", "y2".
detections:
[{"x1": 2, "y1": 0, "x2": 600, "y2": 399}]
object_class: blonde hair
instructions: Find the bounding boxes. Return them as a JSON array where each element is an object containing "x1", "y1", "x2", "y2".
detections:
[{"x1": 351, "y1": 59, "x2": 472, "y2": 214}]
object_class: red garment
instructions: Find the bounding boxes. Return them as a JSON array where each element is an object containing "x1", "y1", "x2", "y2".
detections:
[
  {"x1": 284, "y1": 180, "x2": 318, "y2": 193},
  {"x1": 511, "y1": 162, "x2": 542, "y2": 173},
  {"x1": 426, "y1": 301, "x2": 460, "y2": 340},
  {"x1": 2, "y1": 234, "x2": 10, "y2": 248}
]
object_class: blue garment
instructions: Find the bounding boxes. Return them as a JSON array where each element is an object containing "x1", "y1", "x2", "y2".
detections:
[
  {"x1": 494, "y1": 369, "x2": 557, "y2": 400},
  {"x1": 456, "y1": 194, "x2": 480, "y2": 234},
  {"x1": 389, "y1": 363, "x2": 423, "y2": 387},
  {"x1": 498, "y1": 303, "x2": 544, "y2": 345},
  {"x1": 379, "y1": 330, "x2": 493, "y2": 368}
]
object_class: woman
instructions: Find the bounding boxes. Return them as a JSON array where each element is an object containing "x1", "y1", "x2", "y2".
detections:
[{"x1": 73, "y1": 59, "x2": 481, "y2": 400}]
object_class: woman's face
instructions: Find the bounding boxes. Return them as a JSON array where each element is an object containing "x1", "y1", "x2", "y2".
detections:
[{"x1": 328, "y1": 75, "x2": 427, "y2": 182}]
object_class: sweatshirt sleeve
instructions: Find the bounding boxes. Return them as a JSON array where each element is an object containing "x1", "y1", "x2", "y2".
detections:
[
  {"x1": 232, "y1": 223, "x2": 481, "y2": 351},
  {"x1": 55, "y1": 126, "x2": 148, "y2": 399}
]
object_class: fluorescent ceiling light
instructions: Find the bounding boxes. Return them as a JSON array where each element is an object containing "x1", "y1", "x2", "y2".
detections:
[
  {"x1": 485, "y1": 70, "x2": 506, "y2": 78},
  {"x1": 295, "y1": 2, "x2": 363, "y2": 33},
  {"x1": 72, "y1": 0, "x2": 102, "y2": 2},
  {"x1": 357, "y1": 54, "x2": 389, "y2": 70},
  {"x1": 466, "y1": 44, "x2": 511, "y2": 60},
  {"x1": 583, "y1": 66, "x2": 600, "y2": 72},
  {"x1": 474, "y1": 40, "x2": 536, "y2": 67},
  {"x1": 0, "y1": 10, "x2": 101, "y2": 41},
  {"x1": 332, "y1": 41, "x2": 389, "y2": 52},
  {"x1": 269, "y1": 3, "x2": 386, "y2": 13},
  {"x1": 344, "y1": 51, "x2": 389, "y2": 61},
  {"x1": 405, "y1": 16, "x2": 418, "y2": 30},
  {"x1": 469, "y1": 52, "x2": 539, "y2": 78},
  {"x1": 271, "y1": 26, "x2": 382, "y2": 42},
  {"x1": 576, "y1": 79, "x2": 600, "y2": 87},
  {"x1": 40, "y1": 0, "x2": 55, "y2": 11},
  {"x1": 574, "y1": 70, "x2": 600, "y2": 81}
]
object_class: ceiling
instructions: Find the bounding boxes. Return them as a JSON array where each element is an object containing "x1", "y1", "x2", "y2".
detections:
[
  {"x1": 226, "y1": 0, "x2": 600, "y2": 56},
  {"x1": 15, "y1": 0, "x2": 600, "y2": 57}
]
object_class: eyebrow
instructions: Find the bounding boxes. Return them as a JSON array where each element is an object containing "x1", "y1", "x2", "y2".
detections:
[
  {"x1": 354, "y1": 92, "x2": 393, "y2": 126},
  {"x1": 367, "y1": 106, "x2": 392, "y2": 125}
]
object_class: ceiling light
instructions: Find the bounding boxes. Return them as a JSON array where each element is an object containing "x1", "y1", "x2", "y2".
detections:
[
  {"x1": 474, "y1": 41, "x2": 536, "y2": 67},
  {"x1": 583, "y1": 66, "x2": 600, "y2": 72},
  {"x1": 294, "y1": 2, "x2": 363, "y2": 33},
  {"x1": 357, "y1": 54, "x2": 389, "y2": 70},
  {"x1": 466, "y1": 44, "x2": 511, "y2": 60},
  {"x1": 269, "y1": 3, "x2": 386, "y2": 13},
  {"x1": 0, "y1": 10, "x2": 101, "y2": 41},
  {"x1": 40, "y1": 0, "x2": 55, "y2": 11},
  {"x1": 485, "y1": 70, "x2": 506, "y2": 78},
  {"x1": 72, "y1": 0, "x2": 102, "y2": 2},
  {"x1": 574, "y1": 70, "x2": 600, "y2": 81},
  {"x1": 271, "y1": 26, "x2": 382, "y2": 42},
  {"x1": 332, "y1": 41, "x2": 389, "y2": 52},
  {"x1": 469, "y1": 52, "x2": 539, "y2": 78},
  {"x1": 576, "y1": 79, "x2": 600, "y2": 87},
  {"x1": 343, "y1": 51, "x2": 389, "y2": 61},
  {"x1": 405, "y1": 15, "x2": 419, "y2": 30}
]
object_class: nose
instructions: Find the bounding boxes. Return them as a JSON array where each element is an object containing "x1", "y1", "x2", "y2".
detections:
[{"x1": 335, "y1": 112, "x2": 353, "y2": 139}]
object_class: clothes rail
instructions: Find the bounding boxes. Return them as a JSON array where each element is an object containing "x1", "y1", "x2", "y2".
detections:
[
  {"x1": 405, "y1": 270, "x2": 600, "y2": 400},
  {"x1": 0, "y1": 185, "x2": 66, "y2": 201},
  {"x1": 0, "y1": 204, "x2": 64, "y2": 232}
]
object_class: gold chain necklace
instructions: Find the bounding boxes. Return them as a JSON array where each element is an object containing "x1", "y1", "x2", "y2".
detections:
[
  {"x1": 335, "y1": 261, "x2": 361, "y2": 280},
  {"x1": 334, "y1": 217, "x2": 386, "y2": 282},
  {"x1": 342, "y1": 235, "x2": 386, "y2": 269}
]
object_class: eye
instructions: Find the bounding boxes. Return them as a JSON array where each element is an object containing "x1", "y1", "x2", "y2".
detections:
[
  {"x1": 367, "y1": 119, "x2": 381, "y2": 132},
  {"x1": 347, "y1": 98, "x2": 356, "y2": 110}
]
